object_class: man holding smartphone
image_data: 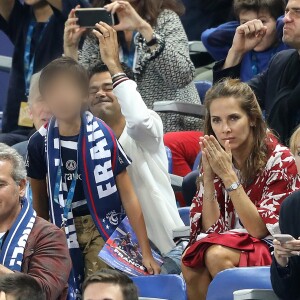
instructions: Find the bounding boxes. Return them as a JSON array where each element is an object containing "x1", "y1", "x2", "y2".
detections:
[
  {"x1": 87, "y1": 22, "x2": 185, "y2": 272},
  {"x1": 271, "y1": 190, "x2": 300, "y2": 300}
]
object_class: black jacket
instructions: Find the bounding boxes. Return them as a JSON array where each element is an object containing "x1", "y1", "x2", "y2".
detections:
[
  {"x1": 213, "y1": 49, "x2": 300, "y2": 144},
  {"x1": 270, "y1": 191, "x2": 300, "y2": 300}
]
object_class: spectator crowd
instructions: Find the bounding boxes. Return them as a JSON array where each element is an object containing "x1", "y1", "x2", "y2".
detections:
[{"x1": 0, "y1": 0, "x2": 300, "y2": 300}]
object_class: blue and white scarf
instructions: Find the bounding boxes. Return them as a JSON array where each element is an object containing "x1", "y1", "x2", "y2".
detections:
[
  {"x1": 43, "y1": 111, "x2": 124, "y2": 299},
  {"x1": 0, "y1": 197, "x2": 36, "y2": 271}
]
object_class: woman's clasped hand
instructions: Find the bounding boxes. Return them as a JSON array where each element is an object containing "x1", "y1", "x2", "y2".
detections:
[{"x1": 200, "y1": 135, "x2": 233, "y2": 181}]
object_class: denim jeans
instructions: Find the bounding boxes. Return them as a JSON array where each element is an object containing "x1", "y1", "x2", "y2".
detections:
[{"x1": 160, "y1": 241, "x2": 188, "y2": 274}]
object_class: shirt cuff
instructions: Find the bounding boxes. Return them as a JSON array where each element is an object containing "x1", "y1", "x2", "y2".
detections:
[
  {"x1": 213, "y1": 60, "x2": 242, "y2": 83},
  {"x1": 137, "y1": 32, "x2": 165, "y2": 60},
  {"x1": 275, "y1": 257, "x2": 291, "y2": 278}
]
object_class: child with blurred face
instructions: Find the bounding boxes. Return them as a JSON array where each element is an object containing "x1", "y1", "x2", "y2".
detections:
[
  {"x1": 39, "y1": 63, "x2": 87, "y2": 125},
  {"x1": 27, "y1": 58, "x2": 160, "y2": 295}
]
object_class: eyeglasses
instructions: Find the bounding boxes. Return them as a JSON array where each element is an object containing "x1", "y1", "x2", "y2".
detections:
[{"x1": 285, "y1": 8, "x2": 300, "y2": 19}]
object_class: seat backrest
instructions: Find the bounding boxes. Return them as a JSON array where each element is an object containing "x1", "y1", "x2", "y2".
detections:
[
  {"x1": 132, "y1": 275, "x2": 187, "y2": 300},
  {"x1": 233, "y1": 289, "x2": 279, "y2": 300},
  {"x1": 192, "y1": 151, "x2": 202, "y2": 171},
  {"x1": 178, "y1": 207, "x2": 190, "y2": 226},
  {"x1": 182, "y1": 170, "x2": 198, "y2": 206},
  {"x1": 207, "y1": 267, "x2": 272, "y2": 300},
  {"x1": 194, "y1": 80, "x2": 212, "y2": 101}
]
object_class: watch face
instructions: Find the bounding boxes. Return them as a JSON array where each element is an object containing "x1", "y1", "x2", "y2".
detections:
[{"x1": 232, "y1": 183, "x2": 238, "y2": 189}]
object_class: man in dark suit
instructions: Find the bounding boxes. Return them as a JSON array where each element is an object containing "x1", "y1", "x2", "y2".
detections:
[{"x1": 213, "y1": 0, "x2": 300, "y2": 144}]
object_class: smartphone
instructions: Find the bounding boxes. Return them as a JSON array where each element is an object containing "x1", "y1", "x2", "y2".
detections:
[
  {"x1": 273, "y1": 234, "x2": 294, "y2": 244},
  {"x1": 75, "y1": 8, "x2": 114, "y2": 28}
]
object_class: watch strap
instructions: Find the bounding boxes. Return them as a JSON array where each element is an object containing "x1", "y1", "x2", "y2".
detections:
[{"x1": 145, "y1": 33, "x2": 157, "y2": 47}]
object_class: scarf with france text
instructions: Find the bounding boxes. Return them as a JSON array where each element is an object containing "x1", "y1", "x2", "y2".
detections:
[
  {"x1": 0, "y1": 197, "x2": 36, "y2": 271},
  {"x1": 44, "y1": 111, "x2": 124, "y2": 299}
]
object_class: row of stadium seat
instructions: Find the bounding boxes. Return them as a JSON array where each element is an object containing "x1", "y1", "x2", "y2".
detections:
[{"x1": 133, "y1": 267, "x2": 278, "y2": 300}]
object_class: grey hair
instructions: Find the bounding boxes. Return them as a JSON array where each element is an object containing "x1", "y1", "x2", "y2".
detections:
[
  {"x1": 0, "y1": 143, "x2": 27, "y2": 183},
  {"x1": 28, "y1": 71, "x2": 42, "y2": 107}
]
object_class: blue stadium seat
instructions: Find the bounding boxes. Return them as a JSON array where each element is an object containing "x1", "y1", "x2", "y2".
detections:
[
  {"x1": 182, "y1": 170, "x2": 199, "y2": 206},
  {"x1": 132, "y1": 275, "x2": 187, "y2": 300},
  {"x1": 192, "y1": 151, "x2": 202, "y2": 171},
  {"x1": 206, "y1": 267, "x2": 272, "y2": 300},
  {"x1": 195, "y1": 80, "x2": 212, "y2": 101},
  {"x1": 178, "y1": 207, "x2": 190, "y2": 226},
  {"x1": 165, "y1": 146, "x2": 173, "y2": 174}
]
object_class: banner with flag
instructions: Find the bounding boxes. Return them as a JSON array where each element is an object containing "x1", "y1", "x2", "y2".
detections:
[{"x1": 99, "y1": 217, "x2": 163, "y2": 276}]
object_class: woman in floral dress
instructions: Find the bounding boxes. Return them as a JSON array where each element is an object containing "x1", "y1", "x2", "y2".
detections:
[{"x1": 181, "y1": 79, "x2": 300, "y2": 300}]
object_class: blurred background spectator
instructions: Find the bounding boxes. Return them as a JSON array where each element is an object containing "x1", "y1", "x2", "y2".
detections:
[
  {"x1": 82, "y1": 269, "x2": 138, "y2": 300},
  {"x1": 0, "y1": 0, "x2": 87, "y2": 146},
  {"x1": 202, "y1": 0, "x2": 287, "y2": 81},
  {"x1": 0, "y1": 273, "x2": 46, "y2": 300},
  {"x1": 12, "y1": 72, "x2": 51, "y2": 159}
]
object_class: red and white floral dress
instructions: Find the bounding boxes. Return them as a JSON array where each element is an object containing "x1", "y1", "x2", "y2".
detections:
[{"x1": 183, "y1": 137, "x2": 300, "y2": 268}]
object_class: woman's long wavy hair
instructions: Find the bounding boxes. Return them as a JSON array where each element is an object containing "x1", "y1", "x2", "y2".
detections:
[
  {"x1": 92, "y1": 0, "x2": 185, "y2": 26},
  {"x1": 204, "y1": 79, "x2": 268, "y2": 186}
]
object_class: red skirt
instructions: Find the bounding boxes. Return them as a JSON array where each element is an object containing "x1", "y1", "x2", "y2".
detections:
[{"x1": 182, "y1": 232, "x2": 272, "y2": 268}]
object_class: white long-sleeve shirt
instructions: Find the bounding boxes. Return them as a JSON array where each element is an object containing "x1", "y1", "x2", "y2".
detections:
[{"x1": 114, "y1": 79, "x2": 184, "y2": 254}]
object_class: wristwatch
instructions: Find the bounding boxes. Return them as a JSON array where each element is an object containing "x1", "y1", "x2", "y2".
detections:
[{"x1": 225, "y1": 181, "x2": 241, "y2": 192}]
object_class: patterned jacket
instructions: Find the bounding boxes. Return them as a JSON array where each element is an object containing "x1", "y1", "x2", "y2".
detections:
[
  {"x1": 22, "y1": 217, "x2": 72, "y2": 300},
  {"x1": 189, "y1": 137, "x2": 300, "y2": 245},
  {"x1": 80, "y1": 10, "x2": 201, "y2": 132}
]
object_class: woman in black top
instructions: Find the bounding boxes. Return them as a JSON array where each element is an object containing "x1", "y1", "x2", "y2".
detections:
[{"x1": 271, "y1": 127, "x2": 300, "y2": 300}]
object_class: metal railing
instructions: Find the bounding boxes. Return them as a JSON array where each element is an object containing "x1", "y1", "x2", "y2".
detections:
[
  {"x1": 189, "y1": 41, "x2": 208, "y2": 54},
  {"x1": 0, "y1": 55, "x2": 12, "y2": 72}
]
